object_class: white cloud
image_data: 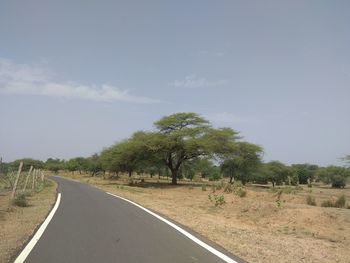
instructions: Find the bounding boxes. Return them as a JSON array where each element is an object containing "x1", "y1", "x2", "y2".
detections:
[
  {"x1": 0, "y1": 58, "x2": 160, "y2": 103},
  {"x1": 206, "y1": 112, "x2": 254, "y2": 125},
  {"x1": 169, "y1": 75, "x2": 227, "y2": 89}
]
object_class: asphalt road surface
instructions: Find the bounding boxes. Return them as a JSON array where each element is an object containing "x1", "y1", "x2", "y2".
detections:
[{"x1": 23, "y1": 177, "x2": 244, "y2": 263}]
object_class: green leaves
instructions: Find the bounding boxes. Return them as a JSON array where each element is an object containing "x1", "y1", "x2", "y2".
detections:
[
  {"x1": 220, "y1": 142, "x2": 263, "y2": 184},
  {"x1": 99, "y1": 112, "x2": 260, "y2": 185},
  {"x1": 154, "y1": 112, "x2": 210, "y2": 134}
]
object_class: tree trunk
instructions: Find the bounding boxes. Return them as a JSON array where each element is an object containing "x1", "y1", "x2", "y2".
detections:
[
  {"x1": 229, "y1": 176, "x2": 233, "y2": 184},
  {"x1": 128, "y1": 171, "x2": 132, "y2": 177},
  {"x1": 171, "y1": 169, "x2": 177, "y2": 185}
]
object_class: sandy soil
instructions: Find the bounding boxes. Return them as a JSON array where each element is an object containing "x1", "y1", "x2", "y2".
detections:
[
  {"x1": 61, "y1": 173, "x2": 350, "y2": 263},
  {"x1": 0, "y1": 181, "x2": 57, "y2": 263}
]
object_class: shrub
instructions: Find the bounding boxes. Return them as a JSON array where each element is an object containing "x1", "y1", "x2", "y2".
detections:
[
  {"x1": 44, "y1": 179, "x2": 54, "y2": 187},
  {"x1": 208, "y1": 194, "x2": 225, "y2": 207},
  {"x1": 235, "y1": 188, "x2": 247, "y2": 197},
  {"x1": 306, "y1": 195, "x2": 316, "y2": 206},
  {"x1": 13, "y1": 193, "x2": 29, "y2": 207},
  {"x1": 215, "y1": 181, "x2": 224, "y2": 191},
  {"x1": 233, "y1": 181, "x2": 243, "y2": 188},
  {"x1": 321, "y1": 200, "x2": 334, "y2": 207},
  {"x1": 282, "y1": 186, "x2": 293, "y2": 194},
  {"x1": 335, "y1": 195, "x2": 346, "y2": 208},
  {"x1": 321, "y1": 195, "x2": 347, "y2": 208},
  {"x1": 208, "y1": 170, "x2": 221, "y2": 181},
  {"x1": 223, "y1": 183, "x2": 233, "y2": 193},
  {"x1": 290, "y1": 174, "x2": 299, "y2": 186},
  {"x1": 331, "y1": 175, "x2": 346, "y2": 188},
  {"x1": 128, "y1": 179, "x2": 135, "y2": 186}
]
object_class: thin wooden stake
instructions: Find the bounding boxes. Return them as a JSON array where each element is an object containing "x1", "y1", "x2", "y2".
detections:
[
  {"x1": 11, "y1": 161, "x2": 23, "y2": 199},
  {"x1": 23, "y1": 166, "x2": 33, "y2": 191},
  {"x1": 32, "y1": 169, "x2": 36, "y2": 190},
  {"x1": 0, "y1": 156, "x2": 2, "y2": 175},
  {"x1": 41, "y1": 171, "x2": 45, "y2": 181}
]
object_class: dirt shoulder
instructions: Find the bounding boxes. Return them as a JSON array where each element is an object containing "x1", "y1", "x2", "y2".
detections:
[
  {"x1": 0, "y1": 180, "x2": 57, "y2": 263},
  {"x1": 60, "y1": 173, "x2": 350, "y2": 263}
]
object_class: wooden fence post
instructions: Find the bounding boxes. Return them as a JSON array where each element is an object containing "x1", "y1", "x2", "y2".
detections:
[
  {"x1": 0, "y1": 156, "x2": 2, "y2": 175},
  {"x1": 41, "y1": 171, "x2": 45, "y2": 181},
  {"x1": 11, "y1": 161, "x2": 23, "y2": 199},
  {"x1": 23, "y1": 165, "x2": 33, "y2": 191},
  {"x1": 32, "y1": 168, "x2": 36, "y2": 190}
]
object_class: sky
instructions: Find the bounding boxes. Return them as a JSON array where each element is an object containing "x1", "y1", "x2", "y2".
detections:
[{"x1": 0, "y1": 0, "x2": 349, "y2": 166}]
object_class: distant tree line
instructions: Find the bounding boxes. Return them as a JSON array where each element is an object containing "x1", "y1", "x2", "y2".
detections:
[{"x1": 1, "y1": 113, "x2": 349, "y2": 188}]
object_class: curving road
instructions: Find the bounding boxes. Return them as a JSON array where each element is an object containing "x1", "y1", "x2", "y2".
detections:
[{"x1": 22, "y1": 177, "x2": 245, "y2": 263}]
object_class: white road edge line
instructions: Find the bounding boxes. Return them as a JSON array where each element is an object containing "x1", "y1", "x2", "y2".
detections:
[
  {"x1": 106, "y1": 192, "x2": 238, "y2": 263},
  {"x1": 14, "y1": 193, "x2": 62, "y2": 263}
]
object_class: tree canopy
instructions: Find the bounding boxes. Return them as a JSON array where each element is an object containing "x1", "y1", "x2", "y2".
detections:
[{"x1": 139, "y1": 112, "x2": 240, "y2": 184}]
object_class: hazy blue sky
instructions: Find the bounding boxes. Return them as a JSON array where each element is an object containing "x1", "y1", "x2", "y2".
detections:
[{"x1": 1, "y1": 1, "x2": 349, "y2": 166}]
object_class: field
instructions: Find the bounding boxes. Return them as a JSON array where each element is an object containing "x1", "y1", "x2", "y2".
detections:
[
  {"x1": 60, "y1": 172, "x2": 350, "y2": 263},
  {"x1": 0, "y1": 180, "x2": 57, "y2": 263}
]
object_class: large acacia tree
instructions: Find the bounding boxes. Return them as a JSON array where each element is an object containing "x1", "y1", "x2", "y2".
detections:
[{"x1": 132, "y1": 112, "x2": 239, "y2": 184}]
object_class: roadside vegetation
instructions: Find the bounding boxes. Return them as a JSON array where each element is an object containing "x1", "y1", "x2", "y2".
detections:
[
  {"x1": 3, "y1": 113, "x2": 349, "y2": 190},
  {"x1": 0, "y1": 162, "x2": 57, "y2": 263},
  {"x1": 1, "y1": 112, "x2": 349, "y2": 263}
]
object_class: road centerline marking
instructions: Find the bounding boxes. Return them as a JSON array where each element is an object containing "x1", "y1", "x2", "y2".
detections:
[
  {"x1": 14, "y1": 193, "x2": 62, "y2": 263},
  {"x1": 106, "y1": 192, "x2": 238, "y2": 263}
]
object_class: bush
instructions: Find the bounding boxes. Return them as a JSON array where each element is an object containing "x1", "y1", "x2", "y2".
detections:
[
  {"x1": 13, "y1": 193, "x2": 29, "y2": 207},
  {"x1": 335, "y1": 195, "x2": 346, "y2": 208},
  {"x1": 235, "y1": 188, "x2": 247, "y2": 197},
  {"x1": 321, "y1": 200, "x2": 334, "y2": 207},
  {"x1": 208, "y1": 194, "x2": 225, "y2": 207},
  {"x1": 223, "y1": 183, "x2": 233, "y2": 193},
  {"x1": 331, "y1": 175, "x2": 346, "y2": 188},
  {"x1": 270, "y1": 186, "x2": 298, "y2": 194},
  {"x1": 128, "y1": 179, "x2": 135, "y2": 186},
  {"x1": 306, "y1": 195, "x2": 316, "y2": 206},
  {"x1": 208, "y1": 170, "x2": 221, "y2": 181},
  {"x1": 215, "y1": 181, "x2": 225, "y2": 190},
  {"x1": 233, "y1": 181, "x2": 243, "y2": 188},
  {"x1": 290, "y1": 174, "x2": 299, "y2": 186}
]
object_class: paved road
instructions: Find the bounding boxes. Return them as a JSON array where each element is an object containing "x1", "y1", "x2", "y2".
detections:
[{"x1": 24, "y1": 177, "x2": 244, "y2": 263}]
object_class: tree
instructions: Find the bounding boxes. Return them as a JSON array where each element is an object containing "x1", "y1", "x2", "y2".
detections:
[
  {"x1": 221, "y1": 159, "x2": 239, "y2": 184},
  {"x1": 135, "y1": 113, "x2": 239, "y2": 184},
  {"x1": 45, "y1": 158, "x2": 64, "y2": 173},
  {"x1": 265, "y1": 161, "x2": 289, "y2": 187},
  {"x1": 220, "y1": 142, "x2": 263, "y2": 184},
  {"x1": 316, "y1": 165, "x2": 349, "y2": 188},
  {"x1": 192, "y1": 158, "x2": 215, "y2": 179},
  {"x1": 341, "y1": 155, "x2": 350, "y2": 167},
  {"x1": 65, "y1": 159, "x2": 79, "y2": 174},
  {"x1": 292, "y1": 164, "x2": 318, "y2": 184},
  {"x1": 100, "y1": 137, "x2": 147, "y2": 177},
  {"x1": 11, "y1": 158, "x2": 44, "y2": 171},
  {"x1": 86, "y1": 154, "x2": 103, "y2": 176}
]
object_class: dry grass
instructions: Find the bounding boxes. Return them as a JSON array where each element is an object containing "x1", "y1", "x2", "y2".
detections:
[
  {"x1": 0, "y1": 180, "x2": 57, "y2": 263},
  {"x1": 60, "y1": 172, "x2": 350, "y2": 263}
]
